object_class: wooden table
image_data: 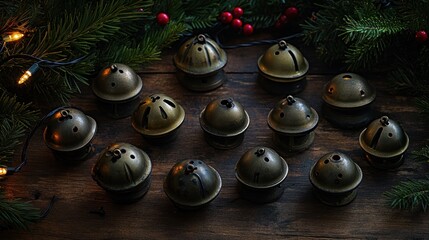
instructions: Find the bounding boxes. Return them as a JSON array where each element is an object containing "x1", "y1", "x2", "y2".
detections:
[{"x1": 3, "y1": 36, "x2": 429, "y2": 239}]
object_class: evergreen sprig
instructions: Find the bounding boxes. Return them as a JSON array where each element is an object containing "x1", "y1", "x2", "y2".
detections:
[
  {"x1": 0, "y1": 189, "x2": 40, "y2": 230},
  {"x1": 0, "y1": 91, "x2": 38, "y2": 163},
  {"x1": 412, "y1": 146, "x2": 429, "y2": 163},
  {"x1": 385, "y1": 178, "x2": 429, "y2": 212}
]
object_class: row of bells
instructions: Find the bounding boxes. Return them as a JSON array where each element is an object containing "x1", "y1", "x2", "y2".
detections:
[{"x1": 43, "y1": 93, "x2": 409, "y2": 170}]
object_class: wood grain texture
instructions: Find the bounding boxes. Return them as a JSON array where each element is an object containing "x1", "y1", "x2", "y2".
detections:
[{"x1": 2, "y1": 41, "x2": 428, "y2": 239}]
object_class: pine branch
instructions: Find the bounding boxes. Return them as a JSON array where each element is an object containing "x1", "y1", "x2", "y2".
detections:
[
  {"x1": 341, "y1": 13, "x2": 406, "y2": 43},
  {"x1": 0, "y1": 120, "x2": 26, "y2": 163},
  {"x1": 385, "y1": 178, "x2": 429, "y2": 212},
  {"x1": 0, "y1": 91, "x2": 39, "y2": 127},
  {"x1": 412, "y1": 146, "x2": 429, "y2": 163},
  {"x1": 0, "y1": 91, "x2": 39, "y2": 163},
  {"x1": 0, "y1": 190, "x2": 40, "y2": 230}
]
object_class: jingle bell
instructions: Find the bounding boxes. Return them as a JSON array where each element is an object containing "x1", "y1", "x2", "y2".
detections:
[
  {"x1": 258, "y1": 40, "x2": 309, "y2": 95},
  {"x1": 309, "y1": 152, "x2": 363, "y2": 206},
  {"x1": 164, "y1": 159, "x2": 222, "y2": 210},
  {"x1": 235, "y1": 147, "x2": 289, "y2": 203},
  {"x1": 322, "y1": 73, "x2": 376, "y2": 129},
  {"x1": 268, "y1": 95, "x2": 318, "y2": 153},
  {"x1": 359, "y1": 116, "x2": 409, "y2": 169},
  {"x1": 91, "y1": 143, "x2": 152, "y2": 203},
  {"x1": 199, "y1": 98, "x2": 250, "y2": 149},
  {"x1": 92, "y1": 63, "x2": 143, "y2": 119},
  {"x1": 43, "y1": 107, "x2": 96, "y2": 161},
  {"x1": 132, "y1": 94, "x2": 185, "y2": 143},
  {"x1": 173, "y1": 34, "x2": 227, "y2": 91}
]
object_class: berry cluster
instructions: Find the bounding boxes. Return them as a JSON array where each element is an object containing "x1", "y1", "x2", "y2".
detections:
[
  {"x1": 275, "y1": 6, "x2": 299, "y2": 29},
  {"x1": 219, "y1": 7, "x2": 254, "y2": 36}
]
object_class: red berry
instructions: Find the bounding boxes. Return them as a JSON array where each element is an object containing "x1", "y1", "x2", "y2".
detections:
[
  {"x1": 219, "y1": 11, "x2": 233, "y2": 24},
  {"x1": 278, "y1": 15, "x2": 288, "y2": 24},
  {"x1": 231, "y1": 18, "x2": 243, "y2": 29},
  {"x1": 232, "y1": 7, "x2": 244, "y2": 18},
  {"x1": 284, "y1": 7, "x2": 299, "y2": 20},
  {"x1": 242, "y1": 24, "x2": 254, "y2": 35},
  {"x1": 275, "y1": 20, "x2": 283, "y2": 29},
  {"x1": 156, "y1": 12, "x2": 169, "y2": 26},
  {"x1": 416, "y1": 30, "x2": 428, "y2": 43}
]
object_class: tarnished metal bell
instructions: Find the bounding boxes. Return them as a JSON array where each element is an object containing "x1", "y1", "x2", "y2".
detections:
[
  {"x1": 199, "y1": 98, "x2": 250, "y2": 149},
  {"x1": 43, "y1": 107, "x2": 97, "y2": 161},
  {"x1": 359, "y1": 116, "x2": 409, "y2": 169},
  {"x1": 268, "y1": 95, "x2": 318, "y2": 153},
  {"x1": 258, "y1": 40, "x2": 309, "y2": 95},
  {"x1": 92, "y1": 63, "x2": 143, "y2": 119},
  {"x1": 174, "y1": 34, "x2": 227, "y2": 91},
  {"x1": 132, "y1": 94, "x2": 185, "y2": 143},
  {"x1": 309, "y1": 152, "x2": 363, "y2": 206},
  {"x1": 91, "y1": 143, "x2": 152, "y2": 203},
  {"x1": 164, "y1": 159, "x2": 222, "y2": 210},
  {"x1": 322, "y1": 73, "x2": 376, "y2": 129},
  {"x1": 235, "y1": 147, "x2": 289, "y2": 203}
]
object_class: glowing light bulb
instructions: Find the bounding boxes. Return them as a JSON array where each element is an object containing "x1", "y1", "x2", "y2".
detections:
[
  {"x1": 18, "y1": 63, "x2": 39, "y2": 85},
  {"x1": 2, "y1": 32, "x2": 24, "y2": 43},
  {"x1": 0, "y1": 167, "x2": 7, "y2": 176}
]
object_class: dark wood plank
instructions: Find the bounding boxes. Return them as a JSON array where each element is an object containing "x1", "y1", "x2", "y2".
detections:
[{"x1": 2, "y1": 45, "x2": 428, "y2": 239}]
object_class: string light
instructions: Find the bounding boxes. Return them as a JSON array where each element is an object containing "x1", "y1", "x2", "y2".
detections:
[
  {"x1": 18, "y1": 63, "x2": 39, "y2": 85},
  {"x1": 2, "y1": 32, "x2": 24, "y2": 43},
  {"x1": 0, "y1": 167, "x2": 7, "y2": 176},
  {"x1": 13, "y1": 55, "x2": 86, "y2": 85}
]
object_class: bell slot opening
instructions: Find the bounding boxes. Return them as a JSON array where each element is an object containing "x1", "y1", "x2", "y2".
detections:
[
  {"x1": 159, "y1": 106, "x2": 168, "y2": 119},
  {"x1": 342, "y1": 75, "x2": 352, "y2": 80},
  {"x1": 288, "y1": 50, "x2": 299, "y2": 72},
  {"x1": 142, "y1": 107, "x2": 151, "y2": 129},
  {"x1": 253, "y1": 172, "x2": 260, "y2": 183},
  {"x1": 163, "y1": 99, "x2": 176, "y2": 108},
  {"x1": 370, "y1": 127, "x2": 383, "y2": 149},
  {"x1": 204, "y1": 46, "x2": 212, "y2": 66}
]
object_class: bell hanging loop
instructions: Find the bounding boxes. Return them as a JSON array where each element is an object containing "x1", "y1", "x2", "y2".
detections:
[
  {"x1": 196, "y1": 34, "x2": 206, "y2": 44},
  {"x1": 278, "y1": 40, "x2": 288, "y2": 50}
]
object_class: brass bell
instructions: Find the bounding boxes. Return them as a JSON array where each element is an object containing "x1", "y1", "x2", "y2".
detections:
[
  {"x1": 92, "y1": 63, "x2": 143, "y2": 119},
  {"x1": 322, "y1": 73, "x2": 376, "y2": 129},
  {"x1": 199, "y1": 98, "x2": 250, "y2": 149},
  {"x1": 235, "y1": 147, "x2": 289, "y2": 203},
  {"x1": 173, "y1": 34, "x2": 227, "y2": 91},
  {"x1": 91, "y1": 143, "x2": 152, "y2": 203},
  {"x1": 132, "y1": 94, "x2": 185, "y2": 143},
  {"x1": 163, "y1": 159, "x2": 222, "y2": 210},
  {"x1": 359, "y1": 116, "x2": 409, "y2": 169},
  {"x1": 43, "y1": 107, "x2": 97, "y2": 161},
  {"x1": 258, "y1": 40, "x2": 309, "y2": 95},
  {"x1": 309, "y1": 152, "x2": 363, "y2": 206},
  {"x1": 267, "y1": 95, "x2": 318, "y2": 153}
]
